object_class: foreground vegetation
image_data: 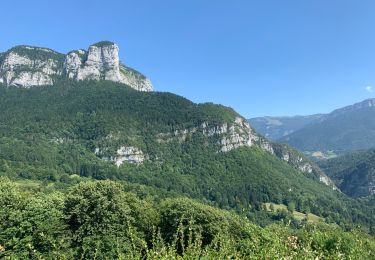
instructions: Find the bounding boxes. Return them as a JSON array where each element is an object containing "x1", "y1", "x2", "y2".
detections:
[{"x1": 1, "y1": 177, "x2": 374, "y2": 259}]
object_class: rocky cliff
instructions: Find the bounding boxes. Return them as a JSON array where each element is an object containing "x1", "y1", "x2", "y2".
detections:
[
  {"x1": 0, "y1": 41, "x2": 153, "y2": 91},
  {"x1": 156, "y1": 116, "x2": 336, "y2": 189}
]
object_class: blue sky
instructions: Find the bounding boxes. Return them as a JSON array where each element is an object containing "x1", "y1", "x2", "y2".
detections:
[{"x1": 2, "y1": 0, "x2": 375, "y2": 117}]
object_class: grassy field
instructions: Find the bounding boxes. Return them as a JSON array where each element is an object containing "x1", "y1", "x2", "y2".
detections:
[
  {"x1": 305, "y1": 150, "x2": 338, "y2": 160},
  {"x1": 14, "y1": 179, "x2": 58, "y2": 192},
  {"x1": 15, "y1": 179, "x2": 43, "y2": 189},
  {"x1": 264, "y1": 202, "x2": 324, "y2": 223}
]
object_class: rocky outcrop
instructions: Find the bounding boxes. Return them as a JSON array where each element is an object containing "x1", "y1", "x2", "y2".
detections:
[
  {"x1": 0, "y1": 49, "x2": 61, "y2": 87},
  {"x1": 64, "y1": 50, "x2": 85, "y2": 79},
  {"x1": 157, "y1": 117, "x2": 259, "y2": 152},
  {"x1": 272, "y1": 143, "x2": 337, "y2": 190},
  {"x1": 157, "y1": 117, "x2": 276, "y2": 155},
  {"x1": 94, "y1": 146, "x2": 147, "y2": 166},
  {"x1": 119, "y1": 66, "x2": 153, "y2": 92},
  {"x1": 157, "y1": 116, "x2": 337, "y2": 189},
  {"x1": 204, "y1": 117, "x2": 257, "y2": 152},
  {"x1": 0, "y1": 41, "x2": 153, "y2": 91},
  {"x1": 114, "y1": 146, "x2": 146, "y2": 166}
]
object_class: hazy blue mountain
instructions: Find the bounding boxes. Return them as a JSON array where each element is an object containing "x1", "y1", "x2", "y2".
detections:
[
  {"x1": 248, "y1": 115, "x2": 324, "y2": 140},
  {"x1": 278, "y1": 99, "x2": 375, "y2": 154}
]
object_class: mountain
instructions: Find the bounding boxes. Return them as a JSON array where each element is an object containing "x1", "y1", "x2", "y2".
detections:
[
  {"x1": 318, "y1": 149, "x2": 375, "y2": 197},
  {"x1": 5, "y1": 79, "x2": 371, "y2": 229},
  {"x1": 1, "y1": 42, "x2": 375, "y2": 234},
  {"x1": 0, "y1": 41, "x2": 153, "y2": 91},
  {"x1": 0, "y1": 80, "x2": 337, "y2": 196},
  {"x1": 248, "y1": 115, "x2": 324, "y2": 140},
  {"x1": 251, "y1": 99, "x2": 375, "y2": 156},
  {"x1": 253, "y1": 99, "x2": 375, "y2": 198},
  {"x1": 277, "y1": 98, "x2": 375, "y2": 154}
]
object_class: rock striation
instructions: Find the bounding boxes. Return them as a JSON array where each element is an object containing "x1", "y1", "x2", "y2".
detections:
[{"x1": 0, "y1": 41, "x2": 153, "y2": 91}]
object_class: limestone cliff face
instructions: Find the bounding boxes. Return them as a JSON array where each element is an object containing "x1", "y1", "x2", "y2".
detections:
[
  {"x1": 0, "y1": 42, "x2": 153, "y2": 91},
  {"x1": 272, "y1": 143, "x2": 337, "y2": 190},
  {"x1": 0, "y1": 48, "x2": 62, "y2": 87},
  {"x1": 115, "y1": 146, "x2": 146, "y2": 166},
  {"x1": 94, "y1": 146, "x2": 147, "y2": 167},
  {"x1": 157, "y1": 116, "x2": 337, "y2": 189}
]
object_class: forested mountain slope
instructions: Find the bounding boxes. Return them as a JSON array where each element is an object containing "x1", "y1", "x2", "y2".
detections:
[
  {"x1": 0, "y1": 80, "x2": 373, "y2": 231},
  {"x1": 319, "y1": 149, "x2": 375, "y2": 197}
]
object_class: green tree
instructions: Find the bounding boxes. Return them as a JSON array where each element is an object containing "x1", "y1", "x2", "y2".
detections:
[
  {"x1": 159, "y1": 197, "x2": 260, "y2": 247},
  {"x1": 0, "y1": 178, "x2": 70, "y2": 258},
  {"x1": 287, "y1": 202, "x2": 296, "y2": 213},
  {"x1": 63, "y1": 180, "x2": 144, "y2": 258}
]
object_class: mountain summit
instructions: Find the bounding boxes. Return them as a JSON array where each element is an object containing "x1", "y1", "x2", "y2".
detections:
[{"x1": 0, "y1": 41, "x2": 153, "y2": 91}]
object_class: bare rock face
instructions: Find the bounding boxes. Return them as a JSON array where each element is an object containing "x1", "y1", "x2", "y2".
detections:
[
  {"x1": 64, "y1": 42, "x2": 153, "y2": 91},
  {"x1": 114, "y1": 146, "x2": 146, "y2": 166},
  {"x1": 11, "y1": 71, "x2": 54, "y2": 87},
  {"x1": 94, "y1": 146, "x2": 147, "y2": 167},
  {"x1": 68, "y1": 44, "x2": 121, "y2": 82},
  {"x1": 0, "y1": 48, "x2": 61, "y2": 87},
  {"x1": 0, "y1": 42, "x2": 153, "y2": 91},
  {"x1": 214, "y1": 117, "x2": 257, "y2": 152},
  {"x1": 64, "y1": 50, "x2": 85, "y2": 79}
]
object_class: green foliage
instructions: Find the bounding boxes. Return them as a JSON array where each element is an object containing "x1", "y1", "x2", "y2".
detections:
[
  {"x1": 64, "y1": 181, "x2": 139, "y2": 258},
  {"x1": 91, "y1": 41, "x2": 116, "y2": 47},
  {"x1": 287, "y1": 201, "x2": 296, "y2": 213},
  {"x1": 0, "y1": 177, "x2": 71, "y2": 258},
  {"x1": 1, "y1": 179, "x2": 374, "y2": 259},
  {"x1": 159, "y1": 197, "x2": 260, "y2": 246}
]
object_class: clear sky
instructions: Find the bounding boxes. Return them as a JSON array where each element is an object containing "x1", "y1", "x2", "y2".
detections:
[{"x1": 2, "y1": 0, "x2": 375, "y2": 118}]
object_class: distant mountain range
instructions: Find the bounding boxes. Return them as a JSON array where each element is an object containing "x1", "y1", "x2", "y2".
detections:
[
  {"x1": 249, "y1": 98, "x2": 375, "y2": 156},
  {"x1": 249, "y1": 115, "x2": 324, "y2": 141}
]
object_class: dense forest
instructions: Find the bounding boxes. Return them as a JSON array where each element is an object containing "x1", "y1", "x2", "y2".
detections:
[
  {"x1": 319, "y1": 149, "x2": 375, "y2": 197},
  {"x1": 1, "y1": 178, "x2": 375, "y2": 259},
  {"x1": 1, "y1": 81, "x2": 375, "y2": 258}
]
